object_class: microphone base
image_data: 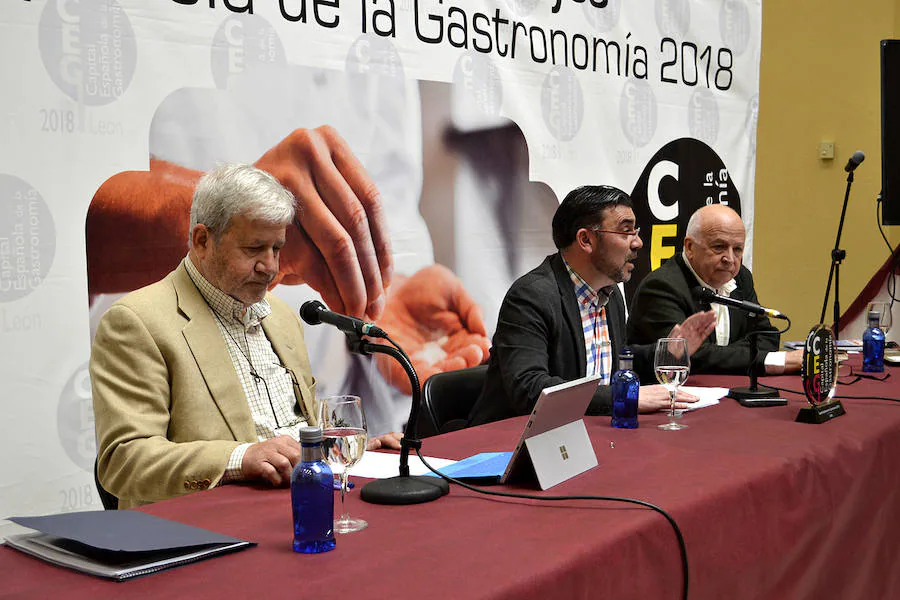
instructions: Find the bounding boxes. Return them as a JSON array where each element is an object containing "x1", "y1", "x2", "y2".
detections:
[
  {"x1": 360, "y1": 475, "x2": 450, "y2": 505},
  {"x1": 728, "y1": 385, "x2": 780, "y2": 400}
]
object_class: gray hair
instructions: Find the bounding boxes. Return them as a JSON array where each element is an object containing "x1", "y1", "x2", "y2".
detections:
[{"x1": 189, "y1": 163, "x2": 296, "y2": 244}]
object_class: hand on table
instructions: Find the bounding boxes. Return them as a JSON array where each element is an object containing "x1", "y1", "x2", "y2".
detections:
[
  {"x1": 637, "y1": 385, "x2": 699, "y2": 413},
  {"x1": 783, "y1": 349, "x2": 803, "y2": 374},
  {"x1": 241, "y1": 435, "x2": 302, "y2": 487},
  {"x1": 255, "y1": 125, "x2": 393, "y2": 320},
  {"x1": 374, "y1": 264, "x2": 491, "y2": 395},
  {"x1": 367, "y1": 432, "x2": 403, "y2": 451}
]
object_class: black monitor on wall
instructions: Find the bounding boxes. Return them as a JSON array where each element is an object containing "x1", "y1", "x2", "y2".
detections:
[{"x1": 882, "y1": 40, "x2": 900, "y2": 225}]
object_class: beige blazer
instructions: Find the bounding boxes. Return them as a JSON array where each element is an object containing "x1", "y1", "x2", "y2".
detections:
[{"x1": 91, "y1": 262, "x2": 317, "y2": 509}]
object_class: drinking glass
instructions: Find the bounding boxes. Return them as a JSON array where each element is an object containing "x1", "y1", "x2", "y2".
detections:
[
  {"x1": 868, "y1": 301, "x2": 893, "y2": 334},
  {"x1": 318, "y1": 395, "x2": 368, "y2": 534},
  {"x1": 654, "y1": 338, "x2": 690, "y2": 431}
]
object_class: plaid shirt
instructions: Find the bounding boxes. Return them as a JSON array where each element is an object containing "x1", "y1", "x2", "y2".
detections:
[
  {"x1": 563, "y1": 256, "x2": 613, "y2": 384},
  {"x1": 184, "y1": 258, "x2": 307, "y2": 482}
]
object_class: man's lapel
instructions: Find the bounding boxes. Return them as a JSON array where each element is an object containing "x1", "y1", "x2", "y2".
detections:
[
  {"x1": 606, "y1": 286, "x2": 624, "y2": 369},
  {"x1": 551, "y1": 254, "x2": 587, "y2": 378},
  {"x1": 172, "y1": 264, "x2": 257, "y2": 442},
  {"x1": 261, "y1": 306, "x2": 318, "y2": 425},
  {"x1": 675, "y1": 254, "x2": 720, "y2": 344},
  {"x1": 725, "y1": 274, "x2": 747, "y2": 338}
]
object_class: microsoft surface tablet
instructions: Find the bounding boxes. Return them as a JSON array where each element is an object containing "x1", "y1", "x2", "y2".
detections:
[{"x1": 500, "y1": 374, "x2": 601, "y2": 486}]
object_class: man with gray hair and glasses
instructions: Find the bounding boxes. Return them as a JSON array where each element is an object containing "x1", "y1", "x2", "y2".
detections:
[{"x1": 91, "y1": 163, "x2": 400, "y2": 509}]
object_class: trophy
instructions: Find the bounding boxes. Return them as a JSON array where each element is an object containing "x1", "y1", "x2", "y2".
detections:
[{"x1": 797, "y1": 324, "x2": 846, "y2": 423}]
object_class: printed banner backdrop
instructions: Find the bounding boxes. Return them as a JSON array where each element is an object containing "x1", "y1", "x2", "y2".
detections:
[{"x1": 0, "y1": 0, "x2": 761, "y2": 520}]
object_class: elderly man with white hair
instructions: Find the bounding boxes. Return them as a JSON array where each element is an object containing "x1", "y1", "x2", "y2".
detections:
[{"x1": 627, "y1": 204, "x2": 802, "y2": 375}]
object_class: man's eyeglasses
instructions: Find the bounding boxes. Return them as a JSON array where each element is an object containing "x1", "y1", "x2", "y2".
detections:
[
  {"x1": 591, "y1": 226, "x2": 641, "y2": 239},
  {"x1": 249, "y1": 362, "x2": 308, "y2": 431},
  {"x1": 837, "y1": 361, "x2": 891, "y2": 385}
]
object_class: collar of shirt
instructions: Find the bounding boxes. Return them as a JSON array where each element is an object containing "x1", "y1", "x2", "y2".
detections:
[
  {"x1": 183, "y1": 257, "x2": 271, "y2": 330},
  {"x1": 562, "y1": 254, "x2": 613, "y2": 309},
  {"x1": 682, "y1": 251, "x2": 736, "y2": 346},
  {"x1": 682, "y1": 251, "x2": 737, "y2": 297}
]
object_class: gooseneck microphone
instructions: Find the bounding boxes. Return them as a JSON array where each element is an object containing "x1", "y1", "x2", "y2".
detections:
[
  {"x1": 299, "y1": 300, "x2": 388, "y2": 339},
  {"x1": 844, "y1": 150, "x2": 865, "y2": 173},
  {"x1": 692, "y1": 287, "x2": 786, "y2": 319},
  {"x1": 300, "y1": 300, "x2": 450, "y2": 505}
]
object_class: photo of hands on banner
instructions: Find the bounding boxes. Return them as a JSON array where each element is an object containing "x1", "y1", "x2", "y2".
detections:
[{"x1": 84, "y1": 67, "x2": 558, "y2": 436}]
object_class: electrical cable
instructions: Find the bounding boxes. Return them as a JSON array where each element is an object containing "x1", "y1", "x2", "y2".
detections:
[
  {"x1": 412, "y1": 447, "x2": 690, "y2": 600},
  {"x1": 385, "y1": 329, "x2": 689, "y2": 597},
  {"x1": 774, "y1": 318, "x2": 791, "y2": 337},
  {"x1": 875, "y1": 194, "x2": 899, "y2": 307}
]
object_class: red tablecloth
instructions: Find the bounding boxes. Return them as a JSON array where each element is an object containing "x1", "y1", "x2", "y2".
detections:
[{"x1": 3, "y1": 370, "x2": 900, "y2": 600}]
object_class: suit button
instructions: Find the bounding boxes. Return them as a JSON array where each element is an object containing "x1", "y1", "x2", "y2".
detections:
[
  {"x1": 202, "y1": 479, "x2": 211, "y2": 489},
  {"x1": 190, "y1": 481, "x2": 198, "y2": 490},
  {"x1": 184, "y1": 481, "x2": 190, "y2": 490}
]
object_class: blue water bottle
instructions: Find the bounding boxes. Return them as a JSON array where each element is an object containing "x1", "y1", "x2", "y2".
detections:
[
  {"x1": 291, "y1": 426, "x2": 336, "y2": 554},
  {"x1": 862, "y1": 311, "x2": 885, "y2": 373},
  {"x1": 611, "y1": 348, "x2": 640, "y2": 429}
]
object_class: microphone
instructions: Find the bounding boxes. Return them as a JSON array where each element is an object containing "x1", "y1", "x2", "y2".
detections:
[
  {"x1": 299, "y1": 300, "x2": 388, "y2": 339},
  {"x1": 844, "y1": 150, "x2": 865, "y2": 173},
  {"x1": 692, "y1": 287, "x2": 785, "y2": 319}
]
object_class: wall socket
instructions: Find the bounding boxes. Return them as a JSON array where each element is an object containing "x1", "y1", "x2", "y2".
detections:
[{"x1": 818, "y1": 141, "x2": 835, "y2": 160}]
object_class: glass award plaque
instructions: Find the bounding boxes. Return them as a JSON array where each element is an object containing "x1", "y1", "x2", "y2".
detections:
[{"x1": 797, "y1": 324, "x2": 845, "y2": 423}]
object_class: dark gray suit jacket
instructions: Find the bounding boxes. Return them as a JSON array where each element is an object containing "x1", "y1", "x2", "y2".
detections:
[
  {"x1": 627, "y1": 253, "x2": 779, "y2": 375},
  {"x1": 468, "y1": 253, "x2": 654, "y2": 426}
]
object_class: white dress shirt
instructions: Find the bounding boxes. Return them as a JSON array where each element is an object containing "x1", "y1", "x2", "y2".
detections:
[{"x1": 682, "y1": 252, "x2": 786, "y2": 373}]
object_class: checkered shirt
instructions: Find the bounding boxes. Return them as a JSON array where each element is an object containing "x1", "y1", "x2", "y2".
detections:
[
  {"x1": 563, "y1": 256, "x2": 613, "y2": 384},
  {"x1": 184, "y1": 258, "x2": 307, "y2": 482}
]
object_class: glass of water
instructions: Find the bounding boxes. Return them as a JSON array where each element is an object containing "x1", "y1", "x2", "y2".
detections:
[
  {"x1": 318, "y1": 395, "x2": 368, "y2": 533},
  {"x1": 654, "y1": 338, "x2": 690, "y2": 431}
]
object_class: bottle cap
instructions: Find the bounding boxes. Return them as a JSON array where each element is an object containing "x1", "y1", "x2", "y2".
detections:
[
  {"x1": 619, "y1": 347, "x2": 634, "y2": 360},
  {"x1": 868, "y1": 310, "x2": 881, "y2": 323},
  {"x1": 300, "y1": 426, "x2": 323, "y2": 444}
]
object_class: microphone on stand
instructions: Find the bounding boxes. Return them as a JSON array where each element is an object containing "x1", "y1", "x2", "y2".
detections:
[
  {"x1": 299, "y1": 300, "x2": 450, "y2": 505},
  {"x1": 299, "y1": 300, "x2": 388, "y2": 339},
  {"x1": 692, "y1": 287, "x2": 786, "y2": 319},
  {"x1": 821, "y1": 148, "x2": 865, "y2": 334},
  {"x1": 691, "y1": 287, "x2": 785, "y2": 401},
  {"x1": 844, "y1": 150, "x2": 865, "y2": 173}
]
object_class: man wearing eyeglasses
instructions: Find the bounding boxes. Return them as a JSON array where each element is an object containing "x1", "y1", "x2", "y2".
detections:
[
  {"x1": 90, "y1": 163, "x2": 401, "y2": 509},
  {"x1": 468, "y1": 185, "x2": 717, "y2": 426},
  {"x1": 627, "y1": 204, "x2": 802, "y2": 375}
]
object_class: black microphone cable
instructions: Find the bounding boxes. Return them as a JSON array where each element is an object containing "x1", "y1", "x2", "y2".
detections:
[
  {"x1": 368, "y1": 327, "x2": 690, "y2": 598},
  {"x1": 412, "y1": 446, "x2": 690, "y2": 600},
  {"x1": 770, "y1": 316, "x2": 792, "y2": 336},
  {"x1": 875, "y1": 193, "x2": 900, "y2": 309}
]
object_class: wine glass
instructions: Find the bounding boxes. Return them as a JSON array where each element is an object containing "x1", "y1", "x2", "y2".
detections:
[
  {"x1": 654, "y1": 338, "x2": 690, "y2": 431},
  {"x1": 868, "y1": 301, "x2": 893, "y2": 334},
  {"x1": 318, "y1": 395, "x2": 368, "y2": 534}
]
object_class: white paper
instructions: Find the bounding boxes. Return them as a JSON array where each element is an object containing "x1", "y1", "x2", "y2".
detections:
[
  {"x1": 347, "y1": 451, "x2": 457, "y2": 479},
  {"x1": 678, "y1": 386, "x2": 729, "y2": 411}
]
